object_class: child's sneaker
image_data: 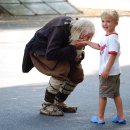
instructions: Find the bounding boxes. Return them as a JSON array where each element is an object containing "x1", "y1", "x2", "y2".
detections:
[
  {"x1": 112, "y1": 115, "x2": 126, "y2": 124},
  {"x1": 90, "y1": 116, "x2": 105, "y2": 124}
]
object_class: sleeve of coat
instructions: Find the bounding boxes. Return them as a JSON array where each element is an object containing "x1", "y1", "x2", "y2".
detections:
[{"x1": 46, "y1": 26, "x2": 77, "y2": 63}]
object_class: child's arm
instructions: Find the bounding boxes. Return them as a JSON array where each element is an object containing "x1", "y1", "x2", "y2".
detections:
[
  {"x1": 85, "y1": 41, "x2": 100, "y2": 50},
  {"x1": 72, "y1": 40, "x2": 100, "y2": 50},
  {"x1": 101, "y1": 54, "x2": 117, "y2": 78}
]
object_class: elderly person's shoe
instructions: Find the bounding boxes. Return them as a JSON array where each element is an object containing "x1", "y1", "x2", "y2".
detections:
[
  {"x1": 55, "y1": 101, "x2": 77, "y2": 113},
  {"x1": 40, "y1": 102, "x2": 64, "y2": 116}
]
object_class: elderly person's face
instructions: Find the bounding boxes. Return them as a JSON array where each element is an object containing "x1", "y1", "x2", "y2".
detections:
[{"x1": 79, "y1": 31, "x2": 93, "y2": 41}]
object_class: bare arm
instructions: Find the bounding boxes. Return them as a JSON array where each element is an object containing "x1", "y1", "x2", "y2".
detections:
[
  {"x1": 85, "y1": 41, "x2": 100, "y2": 50},
  {"x1": 101, "y1": 54, "x2": 117, "y2": 78},
  {"x1": 73, "y1": 40, "x2": 100, "y2": 50}
]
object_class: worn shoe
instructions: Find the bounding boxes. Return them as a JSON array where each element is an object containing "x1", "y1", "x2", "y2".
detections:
[
  {"x1": 55, "y1": 101, "x2": 77, "y2": 113},
  {"x1": 112, "y1": 115, "x2": 126, "y2": 124},
  {"x1": 40, "y1": 103, "x2": 64, "y2": 116},
  {"x1": 90, "y1": 116, "x2": 105, "y2": 124}
]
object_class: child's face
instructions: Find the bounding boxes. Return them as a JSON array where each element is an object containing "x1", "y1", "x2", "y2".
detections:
[{"x1": 101, "y1": 16, "x2": 118, "y2": 34}]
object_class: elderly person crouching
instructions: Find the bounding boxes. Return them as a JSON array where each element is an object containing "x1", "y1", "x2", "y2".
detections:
[{"x1": 22, "y1": 16, "x2": 95, "y2": 116}]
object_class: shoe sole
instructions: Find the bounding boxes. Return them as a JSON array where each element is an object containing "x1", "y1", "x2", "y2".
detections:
[{"x1": 40, "y1": 109, "x2": 64, "y2": 116}]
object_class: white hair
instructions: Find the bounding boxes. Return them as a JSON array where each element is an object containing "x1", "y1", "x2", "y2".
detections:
[{"x1": 69, "y1": 18, "x2": 95, "y2": 42}]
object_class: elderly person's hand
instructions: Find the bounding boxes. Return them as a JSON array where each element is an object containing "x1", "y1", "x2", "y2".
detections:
[{"x1": 75, "y1": 50, "x2": 85, "y2": 63}]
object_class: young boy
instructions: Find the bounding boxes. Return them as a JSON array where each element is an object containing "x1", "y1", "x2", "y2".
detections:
[{"x1": 83, "y1": 10, "x2": 126, "y2": 124}]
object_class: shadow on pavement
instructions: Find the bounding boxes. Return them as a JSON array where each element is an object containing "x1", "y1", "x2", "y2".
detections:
[{"x1": 0, "y1": 65, "x2": 130, "y2": 130}]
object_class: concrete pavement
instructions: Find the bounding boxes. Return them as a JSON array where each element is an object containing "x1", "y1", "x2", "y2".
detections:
[
  {"x1": 0, "y1": 69, "x2": 130, "y2": 130},
  {"x1": 0, "y1": 15, "x2": 130, "y2": 130}
]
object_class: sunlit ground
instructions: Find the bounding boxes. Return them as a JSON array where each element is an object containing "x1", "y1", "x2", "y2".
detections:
[
  {"x1": 69, "y1": 0, "x2": 130, "y2": 10},
  {"x1": 0, "y1": 16, "x2": 130, "y2": 87}
]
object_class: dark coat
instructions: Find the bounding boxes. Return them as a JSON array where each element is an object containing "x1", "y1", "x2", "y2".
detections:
[{"x1": 22, "y1": 16, "x2": 77, "y2": 73}]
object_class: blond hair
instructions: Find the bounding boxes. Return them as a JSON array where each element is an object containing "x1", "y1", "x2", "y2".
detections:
[{"x1": 101, "y1": 10, "x2": 119, "y2": 22}]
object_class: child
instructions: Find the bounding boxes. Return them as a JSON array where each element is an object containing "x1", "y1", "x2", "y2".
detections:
[{"x1": 85, "y1": 10, "x2": 126, "y2": 124}]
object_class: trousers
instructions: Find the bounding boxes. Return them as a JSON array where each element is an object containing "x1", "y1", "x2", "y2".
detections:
[{"x1": 30, "y1": 54, "x2": 84, "y2": 102}]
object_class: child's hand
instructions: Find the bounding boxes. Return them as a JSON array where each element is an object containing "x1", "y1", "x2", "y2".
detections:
[
  {"x1": 72, "y1": 40, "x2": 87, "y2": 49},
  {"x1": 101, "y1": 70, "x2": 109, "y2": 79}
]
